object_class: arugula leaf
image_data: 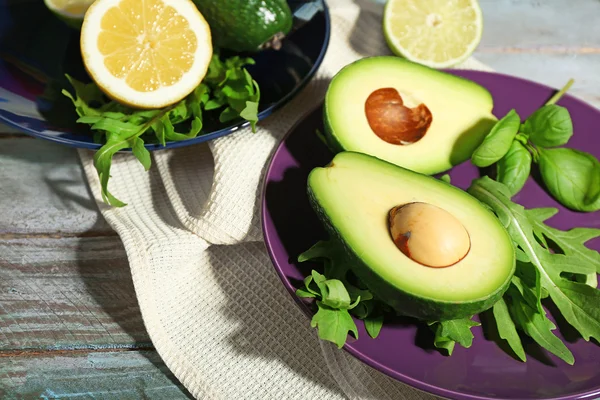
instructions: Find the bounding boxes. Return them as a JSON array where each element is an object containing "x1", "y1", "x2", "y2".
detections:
[
  {"x1": 298, "y1": 240, "x2": 350, "y2": 279},
  {"x1": 90, "y1": 106, "x2": 175, "y2": 205},
  {"x1": 527, "y1": 207, "x2": 600, "y2": 274},
  {"x1": 364, "y1": 314, "x2": 384, "y2": 339},
  {"x1": 511, "y1": 274, "x2": 543, "y2": 314},
  {"x1": 62, "y1": 53, "x2": 261, "y2": 207},
  {"x1": 296, "y1": 274, "x2": 320, "y2": 298},
  {"x1": 433, "y1": 317, "x2": 480, "y2": 349},
  {"x1": 160, "y1": 115, "x2": 203, "y2": 141},
  {"x1": 310, "y1": 270, "x2": 358, "y2": 309},
  {"x1": 506, "y1": 286, "x2": 574, "y2": 364},
  {"x1": 468, "y1": 177, "x2": 600, "y2": 346},
  {"x1": 432, "y1": 326, "x2": 456, "y2": 355},
  {"x1": 492, "y1": 298, "x2": 526, "y2": 361},
  {"x1": 62, "y1": 74, "x2": 104, "y2": 117},
  {"x1": 93, "y1": 132, "x2": 131, "y2": 207},
  {"x1": 311, "y1": 301, "x2": 358, "y2": 349},
  {"x1": 131, "y1": 137, "x2": 151, "y2": 171},
  {"x1": 430, "y1": 317, "x2": 479, "y2": 355},
  {"x1": 297, "y1": 240, "x2": 387, "y2": 345},
  {"x1": 240, "y1": 100, "x2": 259, "y2": 131},
  {"x1": 295, "y1": 270, "x2": 360, "y2": 348}
]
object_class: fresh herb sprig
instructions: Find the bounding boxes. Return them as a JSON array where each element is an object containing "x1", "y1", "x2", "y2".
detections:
[
  {"x1": 468, "y1": 176, "x2": 600, "y2": 364},
  {"x1": 470, "y1": 79, "x2": 600, "y2": 212},
  {"x1": 295, "y1": 240, "x2": 386, "y2": 348},
  {"x1": 63, "y1": 53, "x2": 261, "y2": 207},
  {"x1": 429, "y1": 317, "x2": 480, "y2": 356}
]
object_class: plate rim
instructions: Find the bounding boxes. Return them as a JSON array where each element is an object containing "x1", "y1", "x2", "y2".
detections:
[
  {"x1": 0, "y1": 0, "x2": 331, "y2": 151},
  {"x1": 260, "y1": 68, "x2": 600, "y2": 400}
]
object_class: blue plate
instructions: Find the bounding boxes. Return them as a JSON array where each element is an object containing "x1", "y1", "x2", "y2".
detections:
[{"x1": 0, "y1": 0, "x2": 330, "y2": 150}]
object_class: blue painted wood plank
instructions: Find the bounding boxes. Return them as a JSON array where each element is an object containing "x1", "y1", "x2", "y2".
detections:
[
  {"x1": 0, "y1": 237, "x2": 150, "y2": 351},
  {"x1": 0, "y1": 139, "x2": 112, "y2": 235},
  {"x1": 0, "y1": 350, "x2": 192, "y2": 399},
  {"x1": 479, "y1": 0, "x2": 600, "y2": 48}
]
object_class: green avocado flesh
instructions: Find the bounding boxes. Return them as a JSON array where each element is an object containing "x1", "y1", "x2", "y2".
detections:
[
  {"x1": 307, "y1": 152, "x2": 515, "y2": 320},
  {"x1": 193, "y1": 0, "x2": 293, "y2": 52},
  {"x1": 324, "y1": 56, "x2": 498, "y2": 176}
]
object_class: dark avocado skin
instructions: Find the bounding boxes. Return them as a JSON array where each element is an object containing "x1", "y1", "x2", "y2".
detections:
[
  {"x1": 322, "y1": 104, "x2": 344, "y2": 154},
  {"x1": 193, "y1": 0, "x2": 293, "y2": 52},
  {"x1": 306, "y1": 173, "x2": 515, "y2": 321}
]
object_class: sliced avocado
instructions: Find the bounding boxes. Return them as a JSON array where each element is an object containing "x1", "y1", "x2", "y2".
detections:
[
  {"x1": 307, "y1": 152, "x2": 515, "y2": 320},
  {"x1": 324, "y1": 56, "x2": 498, "y2": 175},
  {"x1": 192, "y1": 0, "x2": 293, "y2": 52}
]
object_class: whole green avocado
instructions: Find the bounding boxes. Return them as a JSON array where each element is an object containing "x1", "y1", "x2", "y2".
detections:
[{"x1": 193, "y1": 0, "x2": 293, "y2": 52}]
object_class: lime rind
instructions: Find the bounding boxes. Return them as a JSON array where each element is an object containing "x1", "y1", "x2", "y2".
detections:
[
  {"x1": 44, "y1": 0, "x2": 95, "y2": 29},
  {"x1": 383, "y1": 0, "x2": 483, "y2": 69}
]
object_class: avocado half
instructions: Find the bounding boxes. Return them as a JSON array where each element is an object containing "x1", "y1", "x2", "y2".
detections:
[
  {"x1": 307, "y1": 152, "x2": 515, "y2": 321},
  {"x1": 324, "y1": 56, "x2": 498, "y2": 176}
]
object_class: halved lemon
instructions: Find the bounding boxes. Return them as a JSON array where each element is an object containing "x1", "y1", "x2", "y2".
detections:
[
  {"x1": 44, "y1": 0, "x2": 96, "y2": 29},
  {"x1": 383, "y1": 0, "x2": 483, "y2": 69},
  {"x1": 80, "y1": 0, "x2": 212, "y2": 109}
]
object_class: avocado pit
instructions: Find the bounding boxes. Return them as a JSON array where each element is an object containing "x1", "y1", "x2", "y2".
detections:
[
  {"x1": 365, "y1": 88, "x2": 433, "y2": 145},
  {"x1": 388, "y1": 202, "x2": 471, "y2": 268}
]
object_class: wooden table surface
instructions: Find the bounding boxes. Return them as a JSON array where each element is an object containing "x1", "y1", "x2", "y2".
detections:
[{"x1": 1, "y1": 1, "x2": 599, "y2": 398}]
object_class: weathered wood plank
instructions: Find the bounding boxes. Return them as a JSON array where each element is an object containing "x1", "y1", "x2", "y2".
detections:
[
  {"x1": 0, "y1": 237, "x2": 150, "y2": 350},
  {"x1": 474, "y1": 53, "x2": 600, "y2": 109},
  {"x1": 0, "y1": 138, "x2": 112, "y2": 235},
  {"x1": 0, "y1": 350, "x2": 192, "y2": 399},
  {"x1": 479, "y1": 0, "x2": 600, "y2": 49}
]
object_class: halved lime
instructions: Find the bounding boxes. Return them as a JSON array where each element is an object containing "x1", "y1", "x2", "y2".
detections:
[
  {"x1": 383, "y1": 0, "x2": 483, "y2": 68},
  {"x1": 44, "y1": 0, "x2": 96, "y2": 29}
]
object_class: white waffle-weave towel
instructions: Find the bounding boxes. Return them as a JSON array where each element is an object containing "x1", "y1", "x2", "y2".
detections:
[{"x1": 78, "y1": 1, "x2": 493, "y2": 398}]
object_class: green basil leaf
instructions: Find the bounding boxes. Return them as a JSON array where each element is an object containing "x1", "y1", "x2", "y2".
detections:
[
  {"x1": 538, "y1": 148, "x2": 600, "y2": 212},
  {"x1": 496, "y1": 140, "x2": 532, "y2": 196},
  {"x1": 523, "y1": 105, "x2": 573, "y2": 147},
  {"x1": 471, "y1": 109, "x2": 521, "y2": 167}
]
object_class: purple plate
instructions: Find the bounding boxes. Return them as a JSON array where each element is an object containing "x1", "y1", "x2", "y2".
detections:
[{"x1": 261, "y1": 70, "x2": 600, "y2": 400}]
